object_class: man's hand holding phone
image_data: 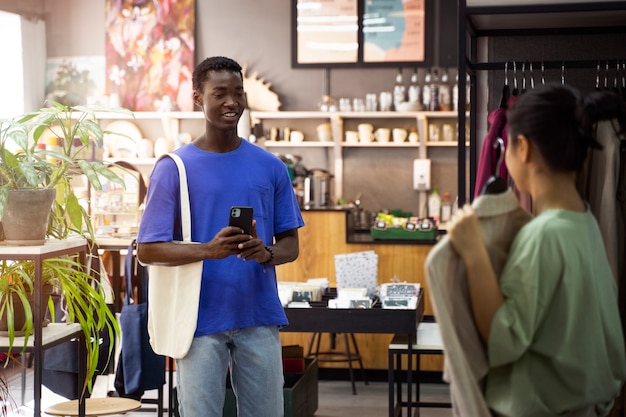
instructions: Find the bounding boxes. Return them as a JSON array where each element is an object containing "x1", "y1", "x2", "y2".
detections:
[{"x1": 226, "y1": 206, "x2": 270, "y2": 265}]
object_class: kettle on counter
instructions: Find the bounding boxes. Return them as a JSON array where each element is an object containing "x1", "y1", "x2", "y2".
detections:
[{"x1": 303, "y1": 168, "x2": 333, "y2": 209}]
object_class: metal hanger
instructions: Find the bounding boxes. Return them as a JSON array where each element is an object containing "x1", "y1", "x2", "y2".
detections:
[
  {"x1": 499, "y1": 61, "x2": 511, "y2": 108},
  {"x1": 512, "y1": 61, "x2": 519, "y2": 96}
]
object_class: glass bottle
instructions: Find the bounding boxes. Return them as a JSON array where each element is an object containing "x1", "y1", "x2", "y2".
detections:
[
  {"x1": 428, "y1": 186, "x2": 442, "y2": 222},
  {"x1": 440, "y1": 192, "x2": 452, "y2": 223},
  {"x1": 407, "y1": 68, "x2": 421, "y2": 109},
  {"x1": 422, "y1": 68, "x2": 432, "y2": 110},
  {"x1": 393, "y1": 68, "x2": 406, "y2": 111},
  {"x1": 429, "y1": 68, "x2": 440, "y2": 111},
  {"x1": 438, "y1": 68, "x2": 452, "y2": 111}
]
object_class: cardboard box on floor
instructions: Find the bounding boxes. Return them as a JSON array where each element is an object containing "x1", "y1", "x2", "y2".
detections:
[{"x1": 223, "y1": 345, "x2": 319, "y2": 417}]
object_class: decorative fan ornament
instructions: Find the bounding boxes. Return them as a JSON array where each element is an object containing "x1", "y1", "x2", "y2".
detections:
[{"x1": 242, "y1": 65, "x2": 282, "y2": 111}]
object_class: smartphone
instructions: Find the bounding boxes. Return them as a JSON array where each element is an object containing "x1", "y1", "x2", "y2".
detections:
[{"x1": 228, "y1": 206, "x2": 254, "y2": 235}]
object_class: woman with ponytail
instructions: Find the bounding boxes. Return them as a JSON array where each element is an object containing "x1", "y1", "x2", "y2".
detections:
[{"x1": 447, "y1": 84, "x2": 626, "y2": 417}]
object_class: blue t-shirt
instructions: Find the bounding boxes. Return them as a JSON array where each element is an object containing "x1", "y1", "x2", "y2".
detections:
[{"x1": 137, "y1": 139, "x2": 304, "y2": 335}]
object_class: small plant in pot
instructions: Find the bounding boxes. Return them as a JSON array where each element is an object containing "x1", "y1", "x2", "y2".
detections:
[
  {"x1": 0, "y1": 101, "x2": 132, "y2": 243},
  {"x1": 0, "y1": 101, "x2": 133, "y2": 392}
]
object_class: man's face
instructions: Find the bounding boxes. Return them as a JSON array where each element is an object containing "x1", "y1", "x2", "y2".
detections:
[{"x1": 194, "y1": 70, "x2": 245, "y2": 130}]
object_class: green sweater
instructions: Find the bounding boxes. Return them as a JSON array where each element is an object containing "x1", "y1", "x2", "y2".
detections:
[{"x1": 487, "y1": 209, "x2": 626, "y2": 417}]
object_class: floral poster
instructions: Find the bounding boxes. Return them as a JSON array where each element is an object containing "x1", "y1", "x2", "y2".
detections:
[{"x1": 105, "y1": 0, "x2": 195, "y2": 111}]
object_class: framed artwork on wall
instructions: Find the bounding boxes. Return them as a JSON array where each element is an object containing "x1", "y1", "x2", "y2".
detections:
[
  {"x1": 362, "y1": 0, "x2": 426, "y2": 64},
  {"x1": 292, "y1": 0, "x2": 433, "y2": 68},
  {"x1": 45, "y1": 56, "x2": 106, "y2": 107},
  {"x1": 293, "y1": 0, "x2": 359, "y2": 66},
  {"x1": 105, "y1": 0, "x2": 195, "y2": 112}
]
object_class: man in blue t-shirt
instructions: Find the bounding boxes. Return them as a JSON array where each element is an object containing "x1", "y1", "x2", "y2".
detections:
[{"x1": 137, "y1": 56, "x2": 304, "y2": 417}]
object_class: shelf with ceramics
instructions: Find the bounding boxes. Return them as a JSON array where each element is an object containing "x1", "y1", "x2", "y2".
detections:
[
  {"x1": 263, "y1": 141, "x2": 335, "y2": 148},
  {"x1": 90, "y1": 110, "x2": 466, "y2": 160},
  {"x1": 251, "y1": 110, "x2": 464, "y2": 147},
  {"x1": 89, "y1": 110, "x2": 466, "y2": 204}
]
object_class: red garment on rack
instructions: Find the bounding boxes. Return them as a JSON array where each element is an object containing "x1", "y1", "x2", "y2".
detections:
[{"x1": 474, "y1": 107, "x2": 509, "y2": 199}]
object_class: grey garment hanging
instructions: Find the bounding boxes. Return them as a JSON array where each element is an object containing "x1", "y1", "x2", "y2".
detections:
[
  {"x1": 579, "y1": 118, "x2": 624, "y2": 283},
  {"x1": 425, "y1": 190, "x2": 531, "y2": 417}
]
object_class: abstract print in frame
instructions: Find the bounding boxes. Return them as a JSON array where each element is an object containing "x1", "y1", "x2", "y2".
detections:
[{"x1": 105, "y1": 0, "x2": 195, "y2": 112}]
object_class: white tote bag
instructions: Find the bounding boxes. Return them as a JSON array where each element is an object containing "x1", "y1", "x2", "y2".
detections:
[{"x1": 147, "y1": 153, "x2": 203, "y2": 359}]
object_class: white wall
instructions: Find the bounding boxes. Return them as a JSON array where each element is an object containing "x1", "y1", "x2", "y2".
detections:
[{"x1": 0, "y1": 11, "x2": 24, "y2": 118}]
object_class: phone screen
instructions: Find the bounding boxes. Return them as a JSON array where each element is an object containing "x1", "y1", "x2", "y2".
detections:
[{"x1": 229, "y1": 206, "x2": 253, "y2": 235}]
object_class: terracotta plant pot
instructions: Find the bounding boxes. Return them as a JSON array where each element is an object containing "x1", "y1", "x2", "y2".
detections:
[{"x1": 1, "y1": 189, "x2": 56, "y2": 246}]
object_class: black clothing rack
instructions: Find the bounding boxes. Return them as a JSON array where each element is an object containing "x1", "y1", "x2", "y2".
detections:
[
  {"x1": 456, "y1": 0, "x2": 626, "y2": 204},
  {"x1": 455, "y1": 3, "x2": 626, "y2": 416}
]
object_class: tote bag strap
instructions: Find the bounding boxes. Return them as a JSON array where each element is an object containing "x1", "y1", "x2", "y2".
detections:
[{"x1": 158, "y1": 153, "x2": 192, "y2": 243}]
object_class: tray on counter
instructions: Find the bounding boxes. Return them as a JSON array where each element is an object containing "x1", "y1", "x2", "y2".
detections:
[{"x1": 370, "y1": 226, "x2": 437, "y2": 241}]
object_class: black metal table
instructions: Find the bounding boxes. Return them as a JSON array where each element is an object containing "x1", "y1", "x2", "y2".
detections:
[
  {"x1": 281, "y1": 289, "x2": 424, "y2": 417},
  {"x1": 0, "y1": 238, "x2": 88, "y2": 417}
]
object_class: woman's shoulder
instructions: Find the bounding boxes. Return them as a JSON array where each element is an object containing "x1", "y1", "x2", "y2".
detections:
[{"x1": 514, "y1": 209, "x2": 595, "y2": 254}]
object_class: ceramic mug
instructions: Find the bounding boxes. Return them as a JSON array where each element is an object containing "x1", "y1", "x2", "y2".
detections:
[
  {"x1": 138, "y1": 138, "x2": 154, "y2": 158},
  {"x1": 408, "y1": 129, "x2": 419, "y2": 143},
  {"x1": 154, "y1": 137, "x2": 171, "y2": 158},
  {"x1": 358, "y1": 123, "x2": 374, "y2": 142},
  {"x1": 353, "y1": 98, "x2": 365, "y2": 112},
  {"x1": 290, "y1": 130, "x2": 304, "y2": 143},
  {"x1": 375, "y1": 128, "x2": 391, "y2": 143},
  {"x1": 429, "y1": 124, "x2": 440, "y2": 142},
  {"x1": 345, "y1": 130, "x2": 359, "y2": 143},
  {"x1": 270, "y1": 127, "x2": 279, "y2": 141},
  {"x1": 392, "y1": 128, "x2": 407, "y2": 143},
  {"x1": 442, "y1": 124, "x2": 454, "y2": 141},
  {"x1": 338, "y1": 98, "x2": 352, "y2": 112},
  {"x1": 365, "y1": 93, "x2": 378, "y2": 111},
  {"x1": 316, "y1": 123, "x2": 332, "y2": 142}
]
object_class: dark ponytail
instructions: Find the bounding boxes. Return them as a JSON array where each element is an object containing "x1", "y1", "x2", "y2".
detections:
[{"x1": 506, "y1": 84, "x2": 625, "y2": 173}]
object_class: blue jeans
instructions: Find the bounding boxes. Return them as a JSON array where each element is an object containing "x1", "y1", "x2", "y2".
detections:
[{"x1": 176, "y1": 326, "x2": 284, "y2": 417}]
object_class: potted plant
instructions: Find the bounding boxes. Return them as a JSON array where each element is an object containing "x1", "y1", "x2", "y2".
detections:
[
  {"x1": 0, "y1": 101, "x2": 132, "y2": 242},
  {"x1": 0, "y1": 101, "x2": 133, "y2": 392}
]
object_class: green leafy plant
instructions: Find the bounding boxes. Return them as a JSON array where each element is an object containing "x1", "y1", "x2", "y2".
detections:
[
  {"x1": 0, "y1": 256, "x2": 118, "y2": 394},
  {"x1": 0, "y1": 101, "x2": 132, "y2": 239},
  {"x1": 0, "y1": 101, "x2": 132, "y2": 394}
]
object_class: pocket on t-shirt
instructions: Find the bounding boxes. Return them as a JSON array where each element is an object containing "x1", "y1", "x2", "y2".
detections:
[{"x1": 248, "y1": 182, "x2": 271, "y2": 221}]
